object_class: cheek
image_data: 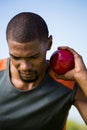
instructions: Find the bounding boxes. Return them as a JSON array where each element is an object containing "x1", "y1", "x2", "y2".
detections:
[
  {"x1": 35, "y1": 58, "x2": 46, "y2": 70},
  {"x1": 11, "y1": 59, "x2": 20, "y2": 68}
]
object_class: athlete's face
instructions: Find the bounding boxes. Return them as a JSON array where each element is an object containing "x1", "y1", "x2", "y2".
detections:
[{"x1": 8, "y1": 39, "x2": 52, "y2": 83}]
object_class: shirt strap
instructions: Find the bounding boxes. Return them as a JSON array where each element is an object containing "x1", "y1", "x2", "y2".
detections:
[{"x1": 49, "y1": 70, "x2": 75, "y2": 90}]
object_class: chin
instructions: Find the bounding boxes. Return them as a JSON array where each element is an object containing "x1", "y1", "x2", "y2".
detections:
[{"x1": 20, "y1": 76, "x2": 38, "y2": 83}]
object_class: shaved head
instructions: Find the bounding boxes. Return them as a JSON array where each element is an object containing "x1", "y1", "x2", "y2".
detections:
[{"x1": 6, "y1": 12, "x2": 49, "y2": 43}]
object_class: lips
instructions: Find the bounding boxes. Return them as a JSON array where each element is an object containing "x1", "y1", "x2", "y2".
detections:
[
  {"x1": 21, "y1": 72, "x2": 32, "y2": 75},
  {"x1": 19, "y1": 70, "x2": 33, "y2": 74},
  {"x1": 19, "y1": 71, "x2": 34, "y2": 77},
  {"x1": 21, "y1": 72, "x2": 33, "y2": 76}
]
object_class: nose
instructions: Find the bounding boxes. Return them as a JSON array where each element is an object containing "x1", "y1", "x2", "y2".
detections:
[{"x1": 20, "y1": 60, "x2": 32, "y2": 70}]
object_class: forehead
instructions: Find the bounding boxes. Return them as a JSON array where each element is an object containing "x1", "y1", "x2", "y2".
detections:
[{"x1": 8, "y1": 39, "x2": 45, "y2": 56}]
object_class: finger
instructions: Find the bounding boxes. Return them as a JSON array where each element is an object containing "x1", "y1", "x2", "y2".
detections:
[{"x1": 57, "y1": 46, "x2": 81, "y2": 60}]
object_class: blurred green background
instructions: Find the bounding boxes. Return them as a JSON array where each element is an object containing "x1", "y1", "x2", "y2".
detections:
[{"x1": 67, "y1": 120, "x2": 87, "y2": 130}]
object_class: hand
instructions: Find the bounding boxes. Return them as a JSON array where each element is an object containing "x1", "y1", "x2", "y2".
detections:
[{"x1": 51, "y1": 46, "x2": 87, "y2": 81}]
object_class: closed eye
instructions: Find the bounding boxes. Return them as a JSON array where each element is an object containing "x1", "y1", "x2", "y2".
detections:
[
  {"x1": 29, "y1": 53, "x2": 41, "y2": 59},
  {"x1": 31, "y1": 55, "x2": 40, "y2": 59},
  {"x1": 10, "y1": 54, "x2": 21, "y2": 60}
]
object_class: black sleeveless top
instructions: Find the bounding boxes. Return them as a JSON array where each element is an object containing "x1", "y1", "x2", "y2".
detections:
[{"x1": 0, "y1": 58, "x2": 77, "y2": 130}]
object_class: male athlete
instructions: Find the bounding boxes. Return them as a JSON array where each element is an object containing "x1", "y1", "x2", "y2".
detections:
[{"x1": 0, "y1": 12, "x2": 87, "y2": 130}]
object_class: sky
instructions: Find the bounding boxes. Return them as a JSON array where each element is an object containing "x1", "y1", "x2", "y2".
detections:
[{"x1": 0, "y1": 0, "x2": 87, "y2": 124}]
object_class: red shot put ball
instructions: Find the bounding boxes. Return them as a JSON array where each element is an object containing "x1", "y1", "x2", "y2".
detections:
[{"x1": 50, "y1": 49, "x2": 74, "y2": 75}]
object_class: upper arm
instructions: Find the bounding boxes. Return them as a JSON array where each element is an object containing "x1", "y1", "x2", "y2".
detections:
[{"x1": 74, "y1": 86, "x2": 87, "y2": 124}]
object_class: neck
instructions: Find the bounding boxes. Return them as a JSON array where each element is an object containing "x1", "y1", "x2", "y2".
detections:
[{"x1": 10, "y1": 61, "x2": 49, "y2": 91}]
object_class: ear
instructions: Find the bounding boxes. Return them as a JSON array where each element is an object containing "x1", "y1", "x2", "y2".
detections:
[{"x1": 47, "y1": 35, "x2": 52, "y2": 50}]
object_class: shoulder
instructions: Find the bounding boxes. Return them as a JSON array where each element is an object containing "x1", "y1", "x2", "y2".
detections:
[
  {"x1": 0, "y1": 58, "x2": 7, "y2": 71},
  {"x1": 49, "y1": 70, "x2": 75, "y2": 90}
]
